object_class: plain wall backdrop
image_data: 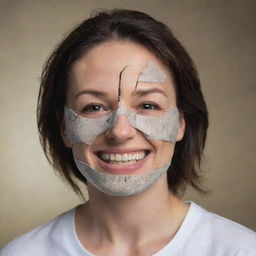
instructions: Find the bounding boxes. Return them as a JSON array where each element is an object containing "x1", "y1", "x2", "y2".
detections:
[{"x1": 0, "y1": 0, "x2": 255, "y2": 247}]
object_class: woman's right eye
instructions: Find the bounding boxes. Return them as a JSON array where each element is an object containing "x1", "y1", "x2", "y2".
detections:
[{"x1": 81, "y1": 104, "x2": 104, "y2": 113}]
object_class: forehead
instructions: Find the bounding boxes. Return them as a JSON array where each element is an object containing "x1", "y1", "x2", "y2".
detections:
[{"x1": 67, "y1": 40, "x2": 174, "y2": 99}]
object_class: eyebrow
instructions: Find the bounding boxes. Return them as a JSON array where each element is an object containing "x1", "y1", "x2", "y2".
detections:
[
  {"x1": 132, "y1": 88, "x2": 168, "y2": 97},
  {"x1": 74, "y1": 87, "x2": 168, "y2": 101},
  {"x1": 74, "y1": 89, "x2": 109, "y2": 100}
]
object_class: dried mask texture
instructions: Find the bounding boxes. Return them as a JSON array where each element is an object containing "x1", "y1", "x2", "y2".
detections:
[
  {"x1": 64, "y1": 107, "x2": 112, "y2": 144},
  {"x1": 138, "y1": 60, "x2": 166, "y2": 83},
  {"x1": 64, "y1": 106, "x2": 179, "y2": 145},
  {"x1": 74, "y1": 156, "x2": 171, "y2": 196},
  {"x1": 114, "y1": 106, "x2": 178, "y2": 142}
]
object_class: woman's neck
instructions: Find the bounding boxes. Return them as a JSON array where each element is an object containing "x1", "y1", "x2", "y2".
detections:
[{"x1": 75, "y1": 175, "x2": 189, "y2": 254}]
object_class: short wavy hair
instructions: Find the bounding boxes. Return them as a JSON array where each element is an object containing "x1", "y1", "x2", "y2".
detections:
[{"x1": 37, "y1": 9, "x2": 209, "y2": 199}]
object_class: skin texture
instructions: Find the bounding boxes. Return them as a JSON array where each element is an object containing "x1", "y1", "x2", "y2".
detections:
[{"x1": 62, "y1": 40, "x2": 188, "y2": 256}]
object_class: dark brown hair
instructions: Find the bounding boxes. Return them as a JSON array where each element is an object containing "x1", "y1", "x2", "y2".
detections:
[{"x1": 37, "y1": 9, "x2": 208, "y2": 199}]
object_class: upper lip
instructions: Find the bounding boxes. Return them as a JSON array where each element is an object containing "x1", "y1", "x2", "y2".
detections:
[{"x1": 95, "y1": 148, "x2": 151, "y2": 154}]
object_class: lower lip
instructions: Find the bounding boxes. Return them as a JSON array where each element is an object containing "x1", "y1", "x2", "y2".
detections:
[{"x1": 96, "y1": 153, "x2": 150, "y2": 174}]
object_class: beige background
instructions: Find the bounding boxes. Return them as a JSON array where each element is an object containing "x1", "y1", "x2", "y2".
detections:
[{"x1": 0, "y1": 0, "x2": 255, "y2": 247}]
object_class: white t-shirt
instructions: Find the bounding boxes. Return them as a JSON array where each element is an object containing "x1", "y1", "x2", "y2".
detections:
[{"x1": 1, "y1": 201, "x2": 256, "y2": 256}]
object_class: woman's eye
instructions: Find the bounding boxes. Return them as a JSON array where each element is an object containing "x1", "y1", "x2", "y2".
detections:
[
  {"x1": 82, "y1": 104, "x2": 104, "y2": 113},
  {"x1": 140, "y1": 103, "x2": 159, "y2": 110}
]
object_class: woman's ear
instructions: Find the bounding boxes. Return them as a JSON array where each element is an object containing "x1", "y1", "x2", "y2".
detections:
[
  {"x1": 60, "y1": 118, "x2": 72, "y2": 148},
  {"x1": 175, "y1": 112, "x2": 186, "y2": 142}
]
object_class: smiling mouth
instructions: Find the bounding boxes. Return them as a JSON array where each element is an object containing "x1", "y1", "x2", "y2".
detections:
[{"x1": 97, "y1": 150, "x2": 149, "y2": 166}]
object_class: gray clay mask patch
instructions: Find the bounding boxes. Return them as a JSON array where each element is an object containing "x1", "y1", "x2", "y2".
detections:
[
  {"x1": 138, "y1": 60, "x2": 166, "y2": 83},
  {"x1": 64, "y1": 105, "x2": 179, "y2": 145},
  {"x1": 74, "y1": 155, "x2": 172, "y2": 197}
]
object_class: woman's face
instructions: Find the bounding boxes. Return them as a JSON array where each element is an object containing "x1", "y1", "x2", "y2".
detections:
[{"x1": 63, "y1": 40, "x2": 185, "y2": 176}]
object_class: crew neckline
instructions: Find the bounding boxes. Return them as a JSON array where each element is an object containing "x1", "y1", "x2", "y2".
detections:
[
  {"x1": 153, "y1": 201, "x2": 203, "y2": 255},
  {"x1": 65, "y1": 201, "x2": 203, "y2": 256}
]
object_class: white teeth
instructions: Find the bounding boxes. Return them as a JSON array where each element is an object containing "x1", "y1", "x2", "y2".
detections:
[
  {"x1": 123, "y1": 154, "x2": 128, "y2": 161},
  {"x1": 116, "y1": 154, "x2": 122, "y2": 161},
  {"x1": 100, "y1": 151, "x2": 147, "y2": 162}
]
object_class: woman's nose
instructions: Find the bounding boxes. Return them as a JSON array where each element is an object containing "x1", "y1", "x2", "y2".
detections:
[{"x1": 106, "y1": 114, "x2": 137, "y2": 143}]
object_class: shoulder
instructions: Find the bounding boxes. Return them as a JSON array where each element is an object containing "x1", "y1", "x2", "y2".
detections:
[
  {"x1": 0, "y1": 208, "x2": 75, "y2": 256},
  {"x1": 191, "y1": 202, "x2": 256, "y2": 255}
]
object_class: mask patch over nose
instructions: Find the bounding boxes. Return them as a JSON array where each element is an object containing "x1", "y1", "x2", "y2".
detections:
[
  {"x1": 64, "y1": 60, "x2": 179, "y2": 197},
  {"x1": 64, "y1": 105, "x2": 179, "y2": 145}
]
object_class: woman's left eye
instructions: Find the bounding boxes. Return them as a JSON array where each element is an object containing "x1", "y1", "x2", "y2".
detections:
[
  {"x1": 81, "y1": 104, "x2": 104, "y2": 113},
  {"x1": 140, "y1": 103, "x2": 159, "y2": 110}
]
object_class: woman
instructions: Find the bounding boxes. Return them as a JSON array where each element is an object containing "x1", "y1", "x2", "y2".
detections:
[{"x1": 1, "y1": 9, "x2": 255, "y2": 256}]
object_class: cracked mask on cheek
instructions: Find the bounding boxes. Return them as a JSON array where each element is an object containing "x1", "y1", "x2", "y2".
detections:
[
  {"x1": 64, "y1": 105, "x2": 179, "y2": 144},
  {"x1": 64, "y1": 106, "x2": 179, "y2": 196}
]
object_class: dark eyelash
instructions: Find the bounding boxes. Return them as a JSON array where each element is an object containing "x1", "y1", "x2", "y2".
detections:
[
  {"x1": 140, "y1": 103, "x2": 160, "y2": 110},
  {"x1": 81, "y1": 104, "x2": 103, "y2": 112}
]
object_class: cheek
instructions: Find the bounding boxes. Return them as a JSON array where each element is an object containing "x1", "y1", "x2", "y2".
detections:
[
  {"x1": 151, "y1": 140, "x2": 174, "y2": 165},
  {"x1": 161, "y1": 141, "x2": 174, "y2": 157},
  {"x1": 72, "y1": 143, "x2": 91, "y2": 162}
]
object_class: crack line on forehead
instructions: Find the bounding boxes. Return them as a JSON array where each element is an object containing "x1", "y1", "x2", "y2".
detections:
[
  {"x1": 118, "y1": 65, "x2": 129, "y2": 103},
  {"x1": 134, "y1": 72, "x2": 140, "y2": 90}
]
